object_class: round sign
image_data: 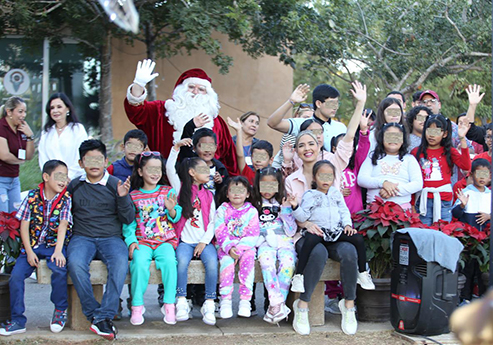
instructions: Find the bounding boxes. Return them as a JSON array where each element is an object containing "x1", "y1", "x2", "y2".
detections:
[{"x1": 4, "y1": 69, "x2": 30, "y2": 96}]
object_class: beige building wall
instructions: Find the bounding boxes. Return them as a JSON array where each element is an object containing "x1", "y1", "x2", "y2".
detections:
[{"x1": 111, "y1": 34, "x2": 293, "y2": 153}]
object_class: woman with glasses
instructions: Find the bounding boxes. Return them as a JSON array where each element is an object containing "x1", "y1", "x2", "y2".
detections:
[{"x1": 38, "y1": 93, "x2": 88, "y2": 180}]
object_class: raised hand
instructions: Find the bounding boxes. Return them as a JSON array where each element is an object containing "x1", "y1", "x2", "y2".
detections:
[
  {"x1": 18, "y1": 121, "x2": 33, "y2": 137},
  {"x1": 360, "y1": 109, "x2": 371, "y2": 133},
  {"x1": 174, "y1": 138, "x2": 193, "y2": 151},
  {"x1": 227, "y1": 117, "x2": 242, "y2": 132},
  {"x1": 289, "y1": 84, "x2": 310, "y2": 104},
  {"x1": 458, "y1": 123, "x2": 469, "y2": 139},
  {"x1": 193, "y1": 113, "x2": 211, "y2": 128},
  {"x1": 117, "y1": 176, "x2": 131, "y2": 197},
  {"x1": 466, "y1": 84, "x2": 485, "y2": 106},
  {"x1": 164, "y1": 192, "x2": 178, "y2": 211},
  {"x1": 282, "y1": 142, "x2": 295, "y2": 163},
  {"x1": 282, "y1": 193, "x2": 298, "y2": 208},
  {"x1": 456, "y1": 189, "x2": 470, "y2": 208},
  {"x1": 350, "y1": 80, "x2": 367, "y2": 103},
  {"x1": 133, "y1": 59, "x2": 159, "y2": 87}
]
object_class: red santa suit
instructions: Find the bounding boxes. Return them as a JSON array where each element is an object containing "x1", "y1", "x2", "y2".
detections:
[{"x1": 124, "y1": 68, "x2": 238, "y2": 175}]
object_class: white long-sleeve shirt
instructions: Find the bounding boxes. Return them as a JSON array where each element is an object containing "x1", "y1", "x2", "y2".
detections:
[
  {"x1": 358, "y1": 153, "x2": 423, "y2": 206},
  {"x1": 38, "y1": 123, "x2": 88, "y2": 180}
]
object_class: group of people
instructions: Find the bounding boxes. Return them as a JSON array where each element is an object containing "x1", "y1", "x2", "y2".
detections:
[{"x1": 0, "y1": 58, "x2": 490, "y2": 340}]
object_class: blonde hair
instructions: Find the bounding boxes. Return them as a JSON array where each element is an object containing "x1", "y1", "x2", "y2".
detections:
[
  {"x1": 240, "y1": 111, "x2": 260, "y2": 123},
  {"x1": 295, "y1": 130, "x2": 319, "y2": 149},
  {"x1": 0, "y1": 96, "x2": 25, "y2": 118}
]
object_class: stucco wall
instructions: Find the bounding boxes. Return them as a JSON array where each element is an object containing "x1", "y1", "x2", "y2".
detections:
[{"x1": 111, "y1": 34, "x2": 293, "y2": 153}]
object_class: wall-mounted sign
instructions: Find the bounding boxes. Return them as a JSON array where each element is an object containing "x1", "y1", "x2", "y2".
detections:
[{"x1": 4, "y1": 69, "x2": 30, "y2": 95}]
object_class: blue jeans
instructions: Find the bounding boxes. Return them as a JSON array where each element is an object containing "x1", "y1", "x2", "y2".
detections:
[
  {"x1": 10, "y1": 246, "x2": 68, "y2": 327},
  {"x1": 417, "y1": 198, "x2": 453, "y2": 226},
  {"x1": 0, "y1": 176, "x2": 21, "y2": 213},
  {"x1": 176, "y1": 242, "x2": 218, "y2": 300},
  {"x1": 67, "y1": 235, "x2": 128, "y2": 322}
]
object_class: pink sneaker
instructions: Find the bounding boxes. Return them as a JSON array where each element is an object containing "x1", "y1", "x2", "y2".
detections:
[
  {"x1": 130, "y1": 306, "x2": 145, "y2": 325},
  {"x1": 161, "y1": 303, "x2": 176, "y2": 325}
]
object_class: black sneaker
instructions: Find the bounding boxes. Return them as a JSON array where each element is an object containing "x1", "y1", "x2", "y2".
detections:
[
  {"x1": 90, "y1": 319, "x2": 117, "y2": 340},
  {"x1": 157, "y1": 284, "x2": 164, "y2": 308}
]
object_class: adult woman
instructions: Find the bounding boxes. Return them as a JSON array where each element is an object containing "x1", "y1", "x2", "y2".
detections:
[
  {"x1": 232, "y1": 111, "x2": 260, "y2": 168},
  {"x1": 285, "y1": 131, "x2": 360, "y2": 336},
  {"x1": 0, "y1": 97, "x2": 35, "y2": 212},
  {"x1": 358, "y1": 123, "x2": 423, "y2": 210},
  {"x1": 38, "y1": 93, "x2": 88, "y2": 179}
]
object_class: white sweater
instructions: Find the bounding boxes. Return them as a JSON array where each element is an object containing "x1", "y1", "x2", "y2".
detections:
[{"x1": 358, "y1": 153, "x2": 423, "y2": 206}]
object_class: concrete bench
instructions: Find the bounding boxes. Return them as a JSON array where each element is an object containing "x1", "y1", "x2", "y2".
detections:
[{"x1": 37, "y1": 259, "x2": 340, "y2": 330}]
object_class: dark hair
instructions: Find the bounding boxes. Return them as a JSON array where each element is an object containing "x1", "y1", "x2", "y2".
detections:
[
  {"x1": 240, "y1": 111, "x2": 260, "y2": 123},
  {"x1": 373, "y1": 97, "x2": 406, "y2": 138},
  {"x1": 364, "y1": 108, "x2": 376, "y2": 121},
  {"x1": 331, "y1": 133, "x2": 359, "y2": 170},
  {"x1": 79, "y1": 139, "x2": 106, "y2": 159},
  {"x1": 252, "y1": 140, "x2": 274, "y2": 159},
  {"x1": 0, "y1": 96, "x2": 25, "y2": 118},
  {"x1": 311, "y1": 160, "x2": 336, "y2": 189},
  {"x1": 456, "y1": 112, "x2": 468, "y2": 125},
  {"x1": 486, "y1": 123, "x2": 493, "y2": 132},
  {"x1": 300, "y1": 118, "x2": 322, "y2": 132},
  {"x1": 406, "y1": 106, "x2": 433, "y2": 132},
  {"x1": 130, "y1": 153, "x2": 168, "y2": 190},
  {"x1": 193, "y1": 128, "x2": 217, "y2": 147},
  {"x1": 386, "y1": 91, "x2": 406, "y2": 104},
  {"x1": 330, "y1": 133, "x2": 344, "y2": 153},
  {"x1": 415, "y1": 114, "x2": 454, "y2": 170},
  {"x1": 42, "y1": 159, "x2": 68, "y2": 176},
  {"x1": 44, "y1": 93, "x2": 80, "y2": 132},
  {"x1": 412, "y1": 91, "x2": 423, "y2": 102},
  {"x1": 471, "y1": 158, "x2": 490, "y2": 173},
  {"x1": 217, "y1": 176, "x2": 252, "y2": 206},
  {"x1": 124, "y1": 129, "x2": 148, "y2": 147},
  {"x1": 372, "y1": 123, "x2": 409, "y2": 165},
  {"x1": 178, "y1": 157, "x2": 207, "y2": 219},
  {"x1": 313, "y1": 84, "x2": 339, "y2": 111},
  {"x1": 251, "y1": 167, "x2": 285, "y2": 213}
]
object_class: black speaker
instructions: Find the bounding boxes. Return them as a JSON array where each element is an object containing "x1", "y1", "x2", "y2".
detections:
[{"x1": 391, "y1": 232, "x2": 459, "y2": 336}]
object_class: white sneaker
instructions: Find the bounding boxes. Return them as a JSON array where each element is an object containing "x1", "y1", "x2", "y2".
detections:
[
  {"x1": 200, "y1": 300, "x2": 216, "y2": 326},
  {"x1": 324, "y1": 297, "x2": 341, "y2": 315},
  {"x1": 175, "y1": 298, "x2": 191, "y2": 322},
  {"x1": 238, "y1": 299, "x2": 251, "y2": 318},
  {"x1": 291, "y1": 274, "x2": 305, "y2": 293},
  {"x1": 339, "y1": 299, "x2": 357, "y2": 335},
  {"x1": 292, "y1": 299, "x2": 310, "y2": 335},
  {"x1": 220, "y1": 298, "x2": 233, "y2": 319},
  {"x1": 357, "y1": 270, "x2": 375, "y2": 290}
]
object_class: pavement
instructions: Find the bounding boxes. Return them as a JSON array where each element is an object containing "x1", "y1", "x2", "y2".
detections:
[{"x1": 3, "y1": 277, "x2": 398, "y2": 342}]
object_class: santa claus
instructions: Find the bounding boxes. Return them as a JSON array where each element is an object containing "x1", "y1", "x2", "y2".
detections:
[{"x1": 124, "y1": 59, "x2": 238, "y2": 174}]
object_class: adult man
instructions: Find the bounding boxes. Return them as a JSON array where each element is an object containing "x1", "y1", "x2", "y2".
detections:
[
  {"x1": 124, "y1": 59, "x2": 238, "y2": 174},
  {"x1": 267, "y1": 84, "x2": 347, "y2": 152},
  {"x1": 386, "y1": 91, "x2": 406, "y2": 112}
]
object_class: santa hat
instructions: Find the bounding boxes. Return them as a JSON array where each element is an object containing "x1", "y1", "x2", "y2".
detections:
[{"x1": 174, "y1": 68, "x2": 212, "y2": 89}]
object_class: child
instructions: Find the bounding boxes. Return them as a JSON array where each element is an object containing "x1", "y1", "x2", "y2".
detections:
[
  {"x1": 251, "y1": 167, "x2": 297, "y2": 324},
  {"x1": 369, "y1": 97, "x2": 407, "y2": 153},
  {"x1": 292, "y1": 160, "x2": 375, "y2": 293},
  {"x1": 107, "y1": 129, "x2": 147, "y2": 182},
  {"x1": 123, "y1": 151, "x2": 182, "y2": 326},
  {"x1": 166, "y1": 139, "x2": 218, "y2": 325},
  {"x1": 412, "y1": 115, "x2": 471, "y2": 225},
  {"x1": 66, "y1": 139, "x2": 134, "y2": 341},
  {"x1": 228, "y1": 117, "x2": 274, "y2": 185},
  {"x1": 1, "y1": 160, "x2": 72, "y2": 336},
  {"x1": 215, "y1": 176, "x2": 260, "y2": 318},
  {"x1": 453, "y1": 158, "x2": 491, "y2": 302}
]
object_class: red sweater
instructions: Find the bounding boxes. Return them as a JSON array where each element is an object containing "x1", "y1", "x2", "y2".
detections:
[{"x1": 412, "y1": 146, "x2": 471, "y2": 201}]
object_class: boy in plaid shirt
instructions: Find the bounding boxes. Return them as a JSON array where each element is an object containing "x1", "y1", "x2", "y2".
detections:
[{"x1": 0, "y1": 160, "x2": 72, "y2": 336}]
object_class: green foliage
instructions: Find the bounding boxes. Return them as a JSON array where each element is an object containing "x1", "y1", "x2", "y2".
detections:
[{"x1": 19, "y1": 151, "x2": 42, "y2": 192}]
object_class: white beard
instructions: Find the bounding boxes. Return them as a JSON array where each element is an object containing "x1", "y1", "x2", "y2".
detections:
[{"x1": 165, "y1": 83, "x2": 220, "y2": 143}]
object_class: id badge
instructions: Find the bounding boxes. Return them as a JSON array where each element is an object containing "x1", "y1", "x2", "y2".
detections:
[
  {"x1": 245, "y1": 156, "x2": 253, "y2": 166},
  {"x1": 18, "y1": 149, "x2": 26, "y2": 160}
]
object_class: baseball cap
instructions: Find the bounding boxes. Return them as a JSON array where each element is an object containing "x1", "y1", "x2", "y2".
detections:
[{"x1": 419, "y1": 90, "x2": 440, "y2": 102}]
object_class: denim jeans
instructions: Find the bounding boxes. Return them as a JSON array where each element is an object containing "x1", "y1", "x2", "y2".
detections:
[
  {"x1": 9, "y1": 245, "x2": 68, "y2": 327},
  {"x1": 67, "y1": 235, "x2": 128, "y2": 322},
  {"x1": 0, "y1": 176, "x2": 21, "y2": 213},
  {"x1": 417, "y1": 198, "x2": 453, "y2": 226},
  {"x1": 176, "y1": 242, "x2": 218, "y2": 300}
]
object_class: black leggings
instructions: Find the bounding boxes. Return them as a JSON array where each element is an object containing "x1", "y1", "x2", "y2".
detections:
[{"x1": 296, "y1": 232, "x2": 367, "y2": 274}]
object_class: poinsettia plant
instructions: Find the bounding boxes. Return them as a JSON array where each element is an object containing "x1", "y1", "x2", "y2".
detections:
[
  {"x1": 430, "y1": 220, "x2": 490, "y2": 273},
  {"x1": 353, "y1": 197, "x2": 424, "y2": 278},
  {"x1": 0, "y1": 211, "x2": 21, "y2": 272}
]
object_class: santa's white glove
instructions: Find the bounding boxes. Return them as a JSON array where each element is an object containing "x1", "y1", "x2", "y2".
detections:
[{"x1": 133, "y1": 59, "x2": 159, "y2": 87}]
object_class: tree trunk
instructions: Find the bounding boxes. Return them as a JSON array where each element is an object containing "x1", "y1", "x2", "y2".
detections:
[
  {"x1": 99, "y1": 30, "x2": 113, "y2": 143},
  {"x1": 145, "y1": 22, "x2": 157, "y2": 102}
]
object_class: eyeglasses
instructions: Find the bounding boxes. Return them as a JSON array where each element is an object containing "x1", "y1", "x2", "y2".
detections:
[
  {"x1": 421, "y1": 99, "x2": 439, "y2": 105},
  {"x1": 139, "y1": 151, "x2": 161, "y2": 164}
]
